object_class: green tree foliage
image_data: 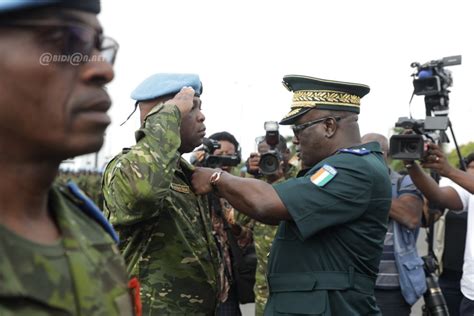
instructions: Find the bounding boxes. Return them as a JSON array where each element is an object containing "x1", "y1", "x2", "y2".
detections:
[{"x1": 447, "y1": 142, "x2": 474, "y2": 168}]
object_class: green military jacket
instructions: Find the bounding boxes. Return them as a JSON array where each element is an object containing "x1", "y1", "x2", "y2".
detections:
[
  {"x1": 0, "y1": 185, "x2": 133, "y2": 316},
  {"x1": 265, "y1": 142, "x2": 391, "y2": 315},
  {"x1": 102, "y1": 103, "x2": 220, "y2": 315},
  {"x1": 253, "y1": 165, "x2": 299, "y2": 316}
]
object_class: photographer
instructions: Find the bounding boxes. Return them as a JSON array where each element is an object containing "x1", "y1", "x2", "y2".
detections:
[
  {"x1": 434, "y1": 153, "x2": 473, "y2": 316},
  {"x1": 192, "y1": 131, "x2": 242, "y2": 174},
  {"x1": 362, "y1": 133, "x2": 425, "y2": 316},
  {"x1": 194, "y1": 131, "x2": 256, "y2": 315},
  {"x1": 405, "y1": 143, "x2": 474, "y2": 315},
  {"x1": 246, "y1": 135, "x2": 298, "y2": 182}
]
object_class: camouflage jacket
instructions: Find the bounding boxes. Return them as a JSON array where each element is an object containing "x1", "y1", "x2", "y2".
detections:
[
  {"x1": 0, "y1": 185, "x2": 133, "y2": 316},
  {"x1": 102, "y1": 103, "x2": 220, "y2": 315}
]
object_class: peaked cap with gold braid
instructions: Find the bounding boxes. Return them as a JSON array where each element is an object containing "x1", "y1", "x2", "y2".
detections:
[{"x1": 279, "y1": 75, "x2": 370, "y2": 125}]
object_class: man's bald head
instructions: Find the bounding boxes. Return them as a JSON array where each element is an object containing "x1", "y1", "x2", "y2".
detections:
[{"x1": 361, "y1": 133, "x2": 389, "y2": 161}]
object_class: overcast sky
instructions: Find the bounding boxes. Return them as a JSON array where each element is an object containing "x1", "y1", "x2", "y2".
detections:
[{"x1": 83, "y1": 0, "x2": 473, "y2": 168}]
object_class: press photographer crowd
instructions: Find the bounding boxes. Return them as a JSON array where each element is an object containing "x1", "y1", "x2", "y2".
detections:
[{"x1": 1, "y1": 1, "x2": 474, "y2": 316}]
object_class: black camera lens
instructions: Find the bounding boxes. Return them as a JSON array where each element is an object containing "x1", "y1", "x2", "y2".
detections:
[
  {"x1": 402, "y1": 140, "x2": 421, "y2": 153},
  {"x1": 389, "y1": 134, "x2": 424, "y2": 160},
  {"x1": 259, "y1": 152, "x2": 280, "y2": 175}
]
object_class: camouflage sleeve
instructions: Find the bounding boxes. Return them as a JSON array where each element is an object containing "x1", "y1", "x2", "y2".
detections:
[
  {"x1": 234, "y1": 212, "x2": 255, "y2": 249},
  {"x1": 103, "y1": 104, "x2": 182, "y2": 226}
]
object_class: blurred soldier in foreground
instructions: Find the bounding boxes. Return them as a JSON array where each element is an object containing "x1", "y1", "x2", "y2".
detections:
[
  {"x1": 192, "y1": 75, "x2": 392, "y2": 315},
  {"x1": 362, "y1": 133, "x2": 425, "y2": 316},
  {"x1": 0, "y1": 1, "x2": 136, "y2": 315},
  {"x1": 102, "y1": 74, "x2": 220, "y2": 315}
]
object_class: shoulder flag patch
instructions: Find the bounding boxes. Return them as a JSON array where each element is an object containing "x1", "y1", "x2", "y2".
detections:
[{"x1": 310, "y1": 164, "x2": 338, "y2": 187}]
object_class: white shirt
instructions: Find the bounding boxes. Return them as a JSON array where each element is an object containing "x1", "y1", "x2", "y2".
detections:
[{"x1": 440, "y1": 177, "x2": 474, "y2": 299}]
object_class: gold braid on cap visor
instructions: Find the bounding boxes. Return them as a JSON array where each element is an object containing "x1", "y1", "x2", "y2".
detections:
[
  {"x1": 292, "y1": 90, "x2": 361, "y2": 108},
  {"x1": 283, "y1": 90, "x2": 361, "y2": 119}
]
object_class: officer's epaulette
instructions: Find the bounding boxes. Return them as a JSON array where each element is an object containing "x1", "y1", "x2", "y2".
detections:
[
  {"x1": 65, "y1": 181, "x2": 120, "y2": 244},
  {"x1": 338, "y1": 147, "x2": 371, "y2": 156}
]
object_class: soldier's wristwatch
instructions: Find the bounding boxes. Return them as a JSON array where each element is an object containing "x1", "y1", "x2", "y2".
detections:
[{"x1": 209, "y1": 170, "x2": 223, "y2": 187}]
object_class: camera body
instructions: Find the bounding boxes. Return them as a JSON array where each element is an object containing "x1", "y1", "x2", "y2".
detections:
[
  {"x1": 390, "y1": 117, "x2": 449, "y2": 160},
  {"x1": 390, "y1": 55, "x2": 461, "y2": 161},
  {"x1": 259, "y1": 121, "x2": 283, "y2": 175},
  {"x1": 201, "y1": 138, "x2": 241, "y2": 168},
  {"x1": 411, "y1": 55, "x2": 461, "y2": 116}
]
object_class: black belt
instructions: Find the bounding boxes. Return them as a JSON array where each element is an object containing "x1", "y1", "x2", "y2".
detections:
[{"x1": 268, "y1": 268, "x2": 376, "y2": 295}]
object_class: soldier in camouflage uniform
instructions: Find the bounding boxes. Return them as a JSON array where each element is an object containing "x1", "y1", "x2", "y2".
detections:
[
  {"x1": 244, "y1": 136, "x2": 298, "y2": 315},
  {"x1": 0, "y1": 1, "x2": 134, "y2": 315},
  {"x1": 102, "y1": 74, "x2": 220, "y2": 315}
]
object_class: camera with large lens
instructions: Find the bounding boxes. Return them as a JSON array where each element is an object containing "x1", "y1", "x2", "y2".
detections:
[
  {"x1": 390, "y1": 116, "x2": 449, "y2": 160},
  {"x1": 259, "y1": 121, "x2": 283, "y2": 175},
  {"x1": 421, "y1": 255, "x2": 450, "y2": 316},
  {"x1": 201, "y1": 138, "x2": 241, "y2": 168}
]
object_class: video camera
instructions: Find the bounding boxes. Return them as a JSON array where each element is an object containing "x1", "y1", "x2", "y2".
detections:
[
  {"x1": 201, "y1": 138, "x2": 241, "y2": 168},
  {"x1": 390, "y1": 116, "x2": 449, "y2": 160},
  {"x1": 411, "y1": 55, "x2": 461, "y2": 116},
  {"x1": 389, "y1": 55, "x2": 461, "y2": 161},
  {"x1": 258, "y1": 121, "x2": 283, "y2": 175}
]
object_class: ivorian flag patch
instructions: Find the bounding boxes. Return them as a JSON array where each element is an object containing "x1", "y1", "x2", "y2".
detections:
[{"x1": 310, "y1": 164, "x2": 338, "y2": 187}]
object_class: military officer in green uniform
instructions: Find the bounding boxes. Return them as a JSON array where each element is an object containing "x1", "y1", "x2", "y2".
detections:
[
  {"x1": 192, "y1": 75, "x2": 392, "y2": 315},
  {"x1": 102, "y1": 74, "x2": 220, "y2": 315},
  {"x1": 0, "y1": 1, "x2": 135, "y2": 315}
]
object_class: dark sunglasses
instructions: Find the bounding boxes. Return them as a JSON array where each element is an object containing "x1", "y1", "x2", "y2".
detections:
[
  {"x1": 0, "y1": 20, "x2": 119, "y2": 65},
  {"x1": 292, "y1": 116, "x2": 342, "y2": 135}
]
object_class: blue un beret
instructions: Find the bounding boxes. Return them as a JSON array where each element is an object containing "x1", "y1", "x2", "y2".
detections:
[
  {"x1": 131, "y1": 73, "x2": 202, "y2": 102},
  {"x1": 0, "y1": 0, "x2": 100, "y2": 14}
]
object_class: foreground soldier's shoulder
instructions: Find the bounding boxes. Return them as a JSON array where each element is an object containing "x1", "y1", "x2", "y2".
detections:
[{"x1": 60, "y1": 181, "x2": 119, "y2": 244}]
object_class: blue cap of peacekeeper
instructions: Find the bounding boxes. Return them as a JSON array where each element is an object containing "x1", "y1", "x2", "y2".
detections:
[
  {"x1": 131, "y1": 73, "x2": 203, "y2": 102},
  {"x1": 0, "y1": 0, "x2": 100, "y2": 14},
  {"x1": 279, "y1": 75, "x2": 370, "y2": 125},
  {"x1": 121, "y1": 73, "x2": 203, "y2": 124}
]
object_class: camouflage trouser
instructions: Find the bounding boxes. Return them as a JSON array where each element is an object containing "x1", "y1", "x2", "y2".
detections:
[
  {"x1": 253, "y1": 222, "x2": 277, "y2": 316},
  {"x1": 255, "y1": 281, "x2": 268, "y2": 316}
]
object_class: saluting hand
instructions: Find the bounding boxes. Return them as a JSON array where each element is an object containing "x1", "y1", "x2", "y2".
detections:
[{"x1": 165, "y1": 86, "x2": 195, "y2": 116}]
